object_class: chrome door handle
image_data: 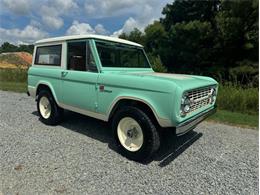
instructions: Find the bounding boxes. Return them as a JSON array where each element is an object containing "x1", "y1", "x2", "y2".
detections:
[{"x1": 61, "y1": 71, "x2": 68, "y2": 77}]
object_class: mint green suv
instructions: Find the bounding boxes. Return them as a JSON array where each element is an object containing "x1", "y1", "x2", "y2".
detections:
[{"x1": 27, "y1": 35, "x2": 217, "y2": 161}]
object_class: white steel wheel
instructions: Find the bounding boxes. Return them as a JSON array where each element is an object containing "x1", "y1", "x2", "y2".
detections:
[
  {"x1": 39, "y1": 96, "x2": 51, "y2": 119},
  {"x1": 117, "y1": 117, "x2": 144, "y2": 152}
]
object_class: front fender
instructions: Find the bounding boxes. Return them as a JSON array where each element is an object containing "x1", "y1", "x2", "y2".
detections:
[{"x1": 106, "y1": 94, "x2": 173, "y2": 127}]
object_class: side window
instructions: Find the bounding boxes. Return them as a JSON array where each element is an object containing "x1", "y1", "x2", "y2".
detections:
[
  {"x1": 35, "y1": 45, "x2": 61, "y2": 66},
  {"x1": 67, "y1": 41, "x2": 98, "y2": 72},
  {"x1": 67, "y1": 42, "x2": 86, "y2": 71}
]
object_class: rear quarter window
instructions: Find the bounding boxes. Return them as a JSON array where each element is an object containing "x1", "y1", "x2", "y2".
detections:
[{"x1": 35, "y1": 45, "x2": 62, "y2": 66}]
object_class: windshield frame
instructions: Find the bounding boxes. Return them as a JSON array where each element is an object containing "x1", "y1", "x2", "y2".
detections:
[{"x1": 94, "y1": 39, "x2": 152, "y2": 70}]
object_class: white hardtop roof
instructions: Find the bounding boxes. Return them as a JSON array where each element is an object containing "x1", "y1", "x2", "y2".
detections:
[{"x1": 35, "y1": 34, "x2": 143, "y2": 47}]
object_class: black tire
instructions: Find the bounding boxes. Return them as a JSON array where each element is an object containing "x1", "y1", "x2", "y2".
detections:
[
  {"x1": 112, "y1": 106, "x2": 160, "y2": 162},
  {"x1": 37, "y1": 90, "x2": 63, "y2": 125}
]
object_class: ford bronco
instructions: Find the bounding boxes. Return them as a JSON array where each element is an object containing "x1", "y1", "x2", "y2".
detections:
[{"x1": 27, "y1": 35, "x2": 218, "y2": 161}]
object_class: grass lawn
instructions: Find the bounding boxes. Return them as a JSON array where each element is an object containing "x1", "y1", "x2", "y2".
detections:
[
  {"x1": 208, "y1": 109, "x2": 258, "y2": 129},
  {"x1": 0, "y1": 81, "x2": 27, "y2": 93}
]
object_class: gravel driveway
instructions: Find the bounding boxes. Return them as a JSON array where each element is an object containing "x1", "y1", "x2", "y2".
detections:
[{"x1": 0, "y1": 90, "x2": 258, "y2": 194}]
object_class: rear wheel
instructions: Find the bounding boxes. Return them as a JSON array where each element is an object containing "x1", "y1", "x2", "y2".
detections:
[
  {"x1": 112, "y1": 106, "x2": 160, "y2": 162},
  {"x1": 37, "y1": 90, "x2": 63, "y2": 125}
]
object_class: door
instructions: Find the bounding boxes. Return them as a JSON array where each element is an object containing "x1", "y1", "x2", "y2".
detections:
[{"x1": 61, "y1": 40, "x2": 99, "y2": 112}]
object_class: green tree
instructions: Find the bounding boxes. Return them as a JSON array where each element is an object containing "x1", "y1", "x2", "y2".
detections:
[
  {"x1": 0, "y1": 42, "x2": 18, "y2": 53},
  {"x1": 147, "y1": 54, "x2": 167, "y2": 73},
  {"x1": 166, "y1": 20, "x2": 214, "y2": 73},
  {"x1": 0, "y1": 42, "x2": 34, "y2": 54},
  {"x1": 119, "y1": 0, "x2": 259, "y2": 85},
  {"x1": 215, "y1": 0, "x2": 259, "y2": 66},
  {"x1": 119, "y1": 28, "x2": 144, "y2": 45},
  {"x1": 144, "y1": 21, "x2": 167, "y2": 56},
  {"x1": 161, "y1": 0, "x2": 220, "y2": 30},
  {"x1": 18, "y1": 44, "x2": 34, "y2": 54}
]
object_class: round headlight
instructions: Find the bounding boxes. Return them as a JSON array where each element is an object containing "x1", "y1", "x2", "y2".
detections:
[
  {"x1": 210, "y1": 88, "x2": 217, "y2": 104},
  {"x1": 183, "y1": 104, "x2": 190, "y2": 113},
  {"x1": 181, "y1": 96, "x2": 191, "y2": 115},
  {"x1": 212, "y1": 88, "x2": 216, "y2": 96}
]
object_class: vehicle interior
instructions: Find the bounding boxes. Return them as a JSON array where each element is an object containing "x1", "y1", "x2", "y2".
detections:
[{"x1": 67, "y1": 41, "x2": 98, "y2": 72}]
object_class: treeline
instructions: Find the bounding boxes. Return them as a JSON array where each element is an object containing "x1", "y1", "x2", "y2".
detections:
[
  {"x1": 0, "y1": 42, "x2": 34, "y2": 54},
  {"x1": 120, "y1": 0, "x2": 259, "y2": 87}
]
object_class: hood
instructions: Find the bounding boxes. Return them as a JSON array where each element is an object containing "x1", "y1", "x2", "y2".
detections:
[
  {"x1": 100, "y1": 69, "x2": 218, "y2": 94},
  {"x1": 122, "y1": 71, "x2": 218, "y2": 90}
]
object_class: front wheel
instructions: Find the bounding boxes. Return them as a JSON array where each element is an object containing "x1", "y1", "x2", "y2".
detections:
[{"x1": 112, "y1": 106, "x2": 160, "y2": 162}]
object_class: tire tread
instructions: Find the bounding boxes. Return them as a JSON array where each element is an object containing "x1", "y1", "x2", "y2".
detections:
[{"x1": 112, "y1": 106, "x2": 160, "y2": 161}]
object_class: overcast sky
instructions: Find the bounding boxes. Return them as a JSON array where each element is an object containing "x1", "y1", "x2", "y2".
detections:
[{"x1": 0, "y1": 0, "x2": 172, "y2": 45}]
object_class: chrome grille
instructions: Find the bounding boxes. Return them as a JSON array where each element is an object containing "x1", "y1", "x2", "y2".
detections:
[{"x1": 187, "y1": 86, "x2": 213, "y2": 113}]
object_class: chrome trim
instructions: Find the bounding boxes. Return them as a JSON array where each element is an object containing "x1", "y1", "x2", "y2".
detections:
[
  {"x1": 107, "y1": 96, "x2": 172, "y2": 127},
  {"x1": 193, "y1": 95, "x2": 210, "y2": 103},
  {"x1": 58, "y1": 103, "x2": 107, "y2": 121},
  {"x1": 184, "y1": 85, "x2": 217, "y2": 114},
  {"x1": 176, "y1": 106, "x2": 217, "y2": 136}
]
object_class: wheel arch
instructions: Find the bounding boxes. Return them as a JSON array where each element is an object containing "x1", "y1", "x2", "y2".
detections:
[
  {"x1": 35, "y1": 82, "x2": 58, "y2": 103},
  {"x1": 108, "y1": 97, "x2": 171, "y2": 128}
]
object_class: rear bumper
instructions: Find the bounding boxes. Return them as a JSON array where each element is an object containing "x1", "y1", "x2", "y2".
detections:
[{"x1": 175, "y1": 106, "x2": 217, "y2": 136}]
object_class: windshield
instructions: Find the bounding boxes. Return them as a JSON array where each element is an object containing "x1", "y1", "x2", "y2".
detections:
[{"x1": 95, "y1": 40, "x2": 150, "y2": 68}]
